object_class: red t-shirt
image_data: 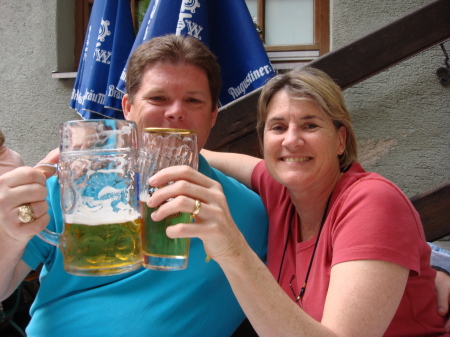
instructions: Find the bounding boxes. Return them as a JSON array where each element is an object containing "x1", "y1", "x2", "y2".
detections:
[{"x1": 251, "y1": 161, "x2": 447, "y2": 336}]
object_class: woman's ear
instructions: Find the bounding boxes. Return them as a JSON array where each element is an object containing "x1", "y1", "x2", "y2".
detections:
[{"x1": 338, "y1": 126, "x2": 347, "y2": 155}]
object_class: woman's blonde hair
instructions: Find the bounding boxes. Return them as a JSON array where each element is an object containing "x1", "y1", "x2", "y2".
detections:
[{"x1": 257, "y1": 66, "x2": 357, "y2": 171}]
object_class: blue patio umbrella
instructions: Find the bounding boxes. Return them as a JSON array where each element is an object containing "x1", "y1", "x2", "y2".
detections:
[
  {"x1": 117, "y1": 0, "x2": 274, "y2": 107},
  {"x1": 70, "y1": 0, "x2": 135, "y2": 119}
]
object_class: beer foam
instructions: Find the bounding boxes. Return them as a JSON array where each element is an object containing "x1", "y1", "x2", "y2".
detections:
[
  {"x1": 64, "y1": 192, "x2": 140, "y2": 226},
  {"x1": 65, "y1": 210, "x2": 140, "y2": 226}
]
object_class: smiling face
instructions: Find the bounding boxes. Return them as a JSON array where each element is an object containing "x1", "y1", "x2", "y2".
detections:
[
  {"x1": 263, "y1": 90, "x2": 346, "y2": 192},
  {"x1": 122, "y1": 62, "x2": 218, "y2": 151}
]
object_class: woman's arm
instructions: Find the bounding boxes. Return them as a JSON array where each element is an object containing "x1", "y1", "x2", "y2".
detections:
[
  {"x1": 201, "y1": 149, "x2": 262, "y2": 189},
  {"x1": 434, "y1": 270, "x2": 450, "y2": 332},
  {"x1": 221, "y1": 248, "x2": 408, "y2": 337},
  {"x1": 321, "y1": 260, "x2": 408, "y2": 336},
  {"x1": 148, "y1": 166, "x2": 409, "y2": 337}
]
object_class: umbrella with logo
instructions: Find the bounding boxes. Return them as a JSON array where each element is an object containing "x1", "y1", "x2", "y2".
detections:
[
  {"x1": 117, "y1": 0, "x2": 274, "y2": 107},
  {"x1": 70, "y1": 0, "x2": 135, "y2": 119}
]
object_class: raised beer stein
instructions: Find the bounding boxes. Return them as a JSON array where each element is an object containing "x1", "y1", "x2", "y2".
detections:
[
  {"x1": 37, "y1": 120, "x2": 142, "y2": 276},
  {"x1": 139, "y1": 128, "x2": 198, "y2": 270}
]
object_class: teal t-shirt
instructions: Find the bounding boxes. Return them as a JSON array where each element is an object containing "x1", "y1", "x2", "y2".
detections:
[{"x1": 22, "y1": 155, "x2": 268, "y2": 337}]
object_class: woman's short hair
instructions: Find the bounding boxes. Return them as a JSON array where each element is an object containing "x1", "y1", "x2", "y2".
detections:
[
  {"x1": 126, "y1": 34, "x2": 221, "y2": 111},
  {"x1": 257, "y1": 66, "x2": 357, "y2": 171}
]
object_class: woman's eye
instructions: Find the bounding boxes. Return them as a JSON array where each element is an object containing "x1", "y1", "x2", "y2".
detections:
[
  {"x1": 269, "y1": 125, "x2": 285, "y2": 131},
  {"x1": 305, "y1": 123, "x2": 318, "y2": 130}
]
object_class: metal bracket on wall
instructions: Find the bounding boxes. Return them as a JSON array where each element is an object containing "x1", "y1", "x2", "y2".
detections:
[{"x1": 436, "y1": 43, "x2": 450, "y2": 86}]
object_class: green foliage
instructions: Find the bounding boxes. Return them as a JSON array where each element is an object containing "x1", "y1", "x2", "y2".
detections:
[{"x1": 136, "y1": 0, "x2": 152, "y2": 27}]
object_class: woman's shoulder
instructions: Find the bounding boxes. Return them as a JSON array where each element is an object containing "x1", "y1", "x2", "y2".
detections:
[
  {"x1": 334, "y1": 164, "x2": 423, "y2": 237},
  {"x1": 340, "y1": 163, "x2": 405, "y2": 195},
  {"x1": 335, "y1": 162, "x2": 415, "y2": 214}
]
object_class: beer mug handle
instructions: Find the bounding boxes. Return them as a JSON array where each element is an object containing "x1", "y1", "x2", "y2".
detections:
[
  {"x1": 34, "y1": 163, "x2": 58, "y2": 177},
  {"x1": 34, "y1": 163, "x2": 61, "y2": 247},
  {"x1": 37, "y1": 228, "x2": 61, "y2": 247}
]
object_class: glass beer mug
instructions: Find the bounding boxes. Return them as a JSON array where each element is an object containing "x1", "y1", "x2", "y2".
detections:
[
  {"x1": 139, "y1": 128, "x2": 198, "y2": 270},
  {"x1": 37, "y1": 120, "x2": 142, "y2": 276}
]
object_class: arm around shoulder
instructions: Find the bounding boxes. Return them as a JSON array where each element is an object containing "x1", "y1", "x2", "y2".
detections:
[{"x1": 201, "y1": 149, "x2": 262, "y2": 188}]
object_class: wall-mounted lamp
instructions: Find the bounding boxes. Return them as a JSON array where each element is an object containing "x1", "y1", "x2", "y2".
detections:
[{"x1": 436, "y1": 43, "x2": 449, "y2": 86}]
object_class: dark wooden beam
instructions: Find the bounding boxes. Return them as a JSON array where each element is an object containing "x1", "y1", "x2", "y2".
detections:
[
  {"x1": 410, "y1": 182, "x2": 450, "y2": 242},
  {"x1": 205, "y1": 0, "x2": 450, "y2": 150},
  {"x1": 206, "y1": 89, "x2": 261, "y2": 151}
]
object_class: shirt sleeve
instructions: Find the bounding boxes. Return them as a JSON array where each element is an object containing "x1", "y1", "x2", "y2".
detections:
[
  {"x1": 251, "y1": 160, "x2": 266, "y2": 195},
  {"x1": 331, "y1": 177, "x2": 425, "y2": 275}
]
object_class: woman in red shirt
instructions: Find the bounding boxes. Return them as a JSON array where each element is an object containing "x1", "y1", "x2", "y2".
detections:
[{"x1": 148, "y1": 67, "x2": 449, "y2": 336}]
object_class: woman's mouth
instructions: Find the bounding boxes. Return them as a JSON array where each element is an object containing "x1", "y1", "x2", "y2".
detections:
[{"x1": 282, "y1": 157, "x2": 311, "y2": 162}]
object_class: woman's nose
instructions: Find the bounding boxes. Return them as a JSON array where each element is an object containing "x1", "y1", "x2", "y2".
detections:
[{"x1": 282, "y1": 127, "x2": 303, "y2": 148}]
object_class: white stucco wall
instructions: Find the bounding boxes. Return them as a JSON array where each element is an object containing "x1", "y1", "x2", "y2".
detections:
[
  {"x1": 0, "y1": 0, "x2": 79, "y2": 166},
  {"x1": 0, "y1": 0, "x2": 448, "y2": 198},
  {"x1": 332, "y1": 0, "x2": 449, "y2": 197}
]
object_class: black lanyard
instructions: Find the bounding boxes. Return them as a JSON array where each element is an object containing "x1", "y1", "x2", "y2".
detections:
[{"x1": 277, "y1": 194, "x2": 332, "y2": 301}]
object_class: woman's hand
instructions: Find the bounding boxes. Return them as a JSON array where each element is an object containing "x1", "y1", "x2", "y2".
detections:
[
  {"x1": 147, "y1": 165, "x2": 247, "y2": 263},
  {"x1": 435, "y1": 270, "x2": 450, "y2": 332}
]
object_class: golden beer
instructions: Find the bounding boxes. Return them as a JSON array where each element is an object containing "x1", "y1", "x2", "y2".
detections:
[
  {"x1": 140, "y1": 201, "x2": 191, "y2": 270},
  {"x1": 62, "y1": 219, "x2": 142, "y2": 276}
]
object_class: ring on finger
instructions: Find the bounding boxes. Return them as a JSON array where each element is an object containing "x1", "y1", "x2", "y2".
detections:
[
  {"x1": 192, "y1": 199, "x2": 201, "y2": 219},
  {"x1": 18, "y1": 204, "x2": 35, "y2": 224}
]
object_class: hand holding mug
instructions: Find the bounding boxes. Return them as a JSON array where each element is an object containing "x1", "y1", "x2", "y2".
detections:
[
  {"x1": 147, "y1": 165, "x2": 247, "y2": 265},
  {"x1": 36, "y1": 120, "x2": 142, "y2": 276},
  {"x1": 139, "y1": 128, "x2": 198, "y2": 270},
  {"x1": 0, "y1": 166, "x2": 50, "y2": 243}
]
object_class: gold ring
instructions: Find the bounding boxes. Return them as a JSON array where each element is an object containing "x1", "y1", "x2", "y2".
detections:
[
  {"x1": 18, "y1": 204, "x2": 35, "y2": 224},
  {"x1": 192, "y1": 199, "x2": 201, "y2": 218}
]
